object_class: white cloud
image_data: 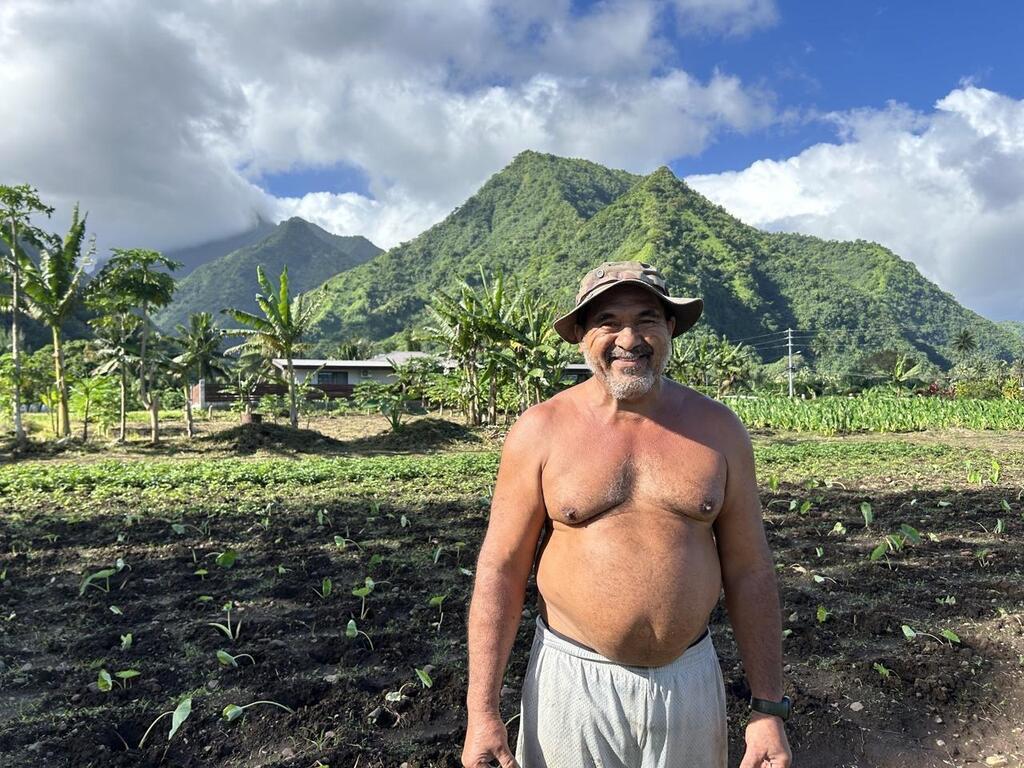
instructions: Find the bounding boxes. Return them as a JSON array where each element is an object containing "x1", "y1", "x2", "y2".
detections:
[
  {"x1": 0, "y1": 0, "x2": 775, "y2": 255},
  {"x1": 671, "y1": 0, "x2": 778, "y2": 37},
  {"x1": 687, "y1": 86, "x2": 1024, "y2": 322}
]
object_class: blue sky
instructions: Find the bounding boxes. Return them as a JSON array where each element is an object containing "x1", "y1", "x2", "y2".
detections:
[{"x1": 3, "y1": 0, "x2": 1024, "y2": 320}]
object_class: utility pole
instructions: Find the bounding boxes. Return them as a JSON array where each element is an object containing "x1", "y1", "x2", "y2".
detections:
[{"x1": 787, "y1": 327, "x2": 794, "y2": 398}]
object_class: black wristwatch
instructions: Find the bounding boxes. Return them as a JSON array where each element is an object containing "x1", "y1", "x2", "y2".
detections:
[{"x1": 750, "y1": 695, "x2": 792, "y2": 721}]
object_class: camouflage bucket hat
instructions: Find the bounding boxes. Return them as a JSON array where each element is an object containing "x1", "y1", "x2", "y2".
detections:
[{"x1": 553, "y1": 261, "x2": 703, "y2": 344}]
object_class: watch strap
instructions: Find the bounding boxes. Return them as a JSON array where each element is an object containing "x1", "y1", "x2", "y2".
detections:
[{"x1": 750, "y1": 695, "x2": 791, "y2": 721}]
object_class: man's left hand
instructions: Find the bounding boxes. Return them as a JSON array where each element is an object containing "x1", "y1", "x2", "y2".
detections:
[{"x1": 739, "y1": 713, "x2": 792, "y2": 768}]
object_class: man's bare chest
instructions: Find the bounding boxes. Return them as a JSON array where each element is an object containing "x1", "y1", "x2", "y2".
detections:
[{"x1": 540, "y1": 429, "x2": 728, "y2": 527}]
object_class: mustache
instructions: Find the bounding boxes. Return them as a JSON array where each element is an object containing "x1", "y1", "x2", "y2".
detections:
[{"x1": 607, "y1": 343, "x2": 654, "y2": 361}]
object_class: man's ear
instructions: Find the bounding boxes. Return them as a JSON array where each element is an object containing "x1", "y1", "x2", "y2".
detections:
[
  {"x1": 574, "y1": 322, "x2": 584, "y2": 343},
  {"x1": 666, "y1": 315, "x2": 676, "y2": 336}
]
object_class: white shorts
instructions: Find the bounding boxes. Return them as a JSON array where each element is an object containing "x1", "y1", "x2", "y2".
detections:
[{"x1": 515, "y1": 616, "x2": 728, "y2": 768}]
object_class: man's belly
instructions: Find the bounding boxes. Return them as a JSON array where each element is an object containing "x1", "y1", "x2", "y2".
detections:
[{"x1": 535, "y1": 510, "x2": 722, "y2": 667}]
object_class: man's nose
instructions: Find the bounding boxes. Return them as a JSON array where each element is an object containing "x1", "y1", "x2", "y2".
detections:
[{"x1": 615, "y1": 324, "x2": 643, "y2": 349}]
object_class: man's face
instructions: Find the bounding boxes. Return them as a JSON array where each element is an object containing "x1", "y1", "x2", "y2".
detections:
[{"x1": 576, "y1": 284, "x2": 675, "y2": 401}]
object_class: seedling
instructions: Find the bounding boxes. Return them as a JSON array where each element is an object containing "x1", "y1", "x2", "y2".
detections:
[
  {"x1": 352, "y1": 577, "x2": 376, "y2": 619},
  {"x1": 312, "y1": 577, "x2": 333, "y2": 599},
  {"x1": 400, "y1": 514, "x2": 409, "y2": 528},
  {"x1": 333, "y1": 534, "x2": 362, "y2": 552},
  {"x1": 98, "y1": 668, "x2": 141, "y2": 691},
  {"x1": 317, "y1": 509, "x2": 332, "y2": 528},
  {"x1": 768, "y1": 474, "x2": 780, "y2": 493},
  {"x1": 216, "y1": 649, "x2": 256, "y2": 667},
  {"x1": 902, "y1": 624, "x2": 960, "y2": 646},
  {"x1": 346, "y1": 619, "x2": 374, "y2": 650},
  {"x1": 966, "y1": 465, "x2": 982, "y2": 485},
  {"x1": 872, "y1": 662, "x2": 892, "y2": 680},
  {"x1": 367, "y1": 554, "x2": 384, "y2": 568},
  {"x1": 829, "y1": 522, "x2": 846, "y2": 536},
  {"x1": 860, "y1": 502, "x2": 874, "y2": 528},
  {"x1": 816, "y1": 605, "x2": 831, "y2": 624},
  {"x1": 815, "y1": 547, "x2": 824, "y2": 558},
  {"x1": 171, "y1": 521, "x2": 211, "y2": 537},
  {"x1": 414, "y1": 667, "x2": 433, "y2": 688},
  {"x1": 1000, "y1": 499, "x2": 1012, "y2": 513},
  {"x1": 429, "y1": 594, "x2": 447, "y2": 632},
  {"x1": 138, "y1": 696, "x2": 192, "y2": 749},
  {"x1": 990, "y1": 459, "x2": 1001, "y2": 484},
  {"x1": 276, "y1": 564, "x2": 290, "y2": 575},
  {"x1": 994, "y1": 518, "x2": 1005, "y2": 535},
  {"x1": 207, "y1": 549, "x2": 238, "y2": 568},
  {"x1": 110, "y1": 605, "x2": 123, "y2": 615},
  {"x1": 974, "y1": 548, "x2": 993, "y2": 567},
  {"x1": 453, "y1": 541, "x2": 467, "y2": 566},
  {"x1": 194, "y1": 568, "x2": 209, "y2": 580},
  {"x1": 79, "y1": 558, "x2": 129, "y2": 596},
  {"x1": 222, "y1": 700, "x2": 295, "y2": 722},
  {"x1": 120, "y1": 633, "x2": 133, "y2": 651},
  {"x1": 432, "y1": 544, "x2": 443, "y2": 564},
  {"x1": 207, "y1": 601, "x2": 242, "y2": 642},
  {"x1": 935, "y1": 595, "x2": 956, "y2": 606}
]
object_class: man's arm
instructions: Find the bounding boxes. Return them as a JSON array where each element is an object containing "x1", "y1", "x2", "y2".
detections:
[
  {"x1": 713, "y1": 407, "x2": 792, "y2": 768},
  {"x1": 462, "y1": 409, "x2": 549, "y2": 768}
]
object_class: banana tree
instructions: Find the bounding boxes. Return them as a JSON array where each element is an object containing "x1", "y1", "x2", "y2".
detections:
[
  {"x1": 223, "y1": 266, "x2": 321, "y2": 429},
  {"x1": 19, "y1": 205, "x2": 92, "y2": 437}
]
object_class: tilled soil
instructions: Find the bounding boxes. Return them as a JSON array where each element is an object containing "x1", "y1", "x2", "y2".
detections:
[{"x1": 1, "y1": 483, "x2": 1023, "y2": 767}]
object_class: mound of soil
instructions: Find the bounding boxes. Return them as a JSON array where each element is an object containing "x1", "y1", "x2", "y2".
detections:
[
  {"x1": 344, "y1": 418, "x2": 482, "y2": 452},
  {"x1": 202, "y1": 422, "x2": 346, "y2": 455}
]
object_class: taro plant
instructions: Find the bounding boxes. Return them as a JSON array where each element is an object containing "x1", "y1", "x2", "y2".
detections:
[
  {"x1": 120, "y1": 633, "x2": 133, "y2": 651},
  {"x1": 352, "y1": 577, "x2": 375, "y2": 620},
  {"x1": 901, "y1": 624, "x2": 961, "y2": 646},
  {"x1": 346, "y1": 619, "x2": 374, "y2": 650},
  {"x1": 79, "y1": 558, "x2": 130, "y2": 596},
  {"x1": 209, "y1": 549, "x2": 238, "y2": 569},
  {"x1": 222, "y1": 700, "x2": 295, "y2": 722},
  {"x1": 860, "y1": 502, "x2": 874, "y2": 528},
  {"x1": 429, "y1": 594, "x2": 447, "y2": 632},
  {"x1": 137, "y1": 696, "x2": 192, "y2": 749},
  {"x1": 216, "y1": 649, "x2": 256, "y2": 668},
  {"x1": 98, "y1": 668, "x2": 141, "y2": 691},
  {"x1": 207, "y1": 600, "x2": 242, "y2": 642},
  {"x1": 312, "y1": 577, "x2": 332, "y2": 599}
]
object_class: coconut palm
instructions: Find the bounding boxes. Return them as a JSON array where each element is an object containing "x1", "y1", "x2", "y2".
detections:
[
  {"x1": 0, "y1": 184, "x2": 54, "y2": 445},
  {"x1": 953, "y1": 329, "x2": 977, "y2": 358},
  {"x1": 223, "y1": 265, "x2": 321, "y2": 429},
  {"x1": 19, "y1": 205, "x2": 92, "y2": 437},
  {"x1": 172, "y1": 312, "x2": 229, "y2": 438}
]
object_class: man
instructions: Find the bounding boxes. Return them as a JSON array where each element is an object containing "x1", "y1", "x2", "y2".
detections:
[{"x1": 462, "y1": 261, "x2": 792, "y2": 768}]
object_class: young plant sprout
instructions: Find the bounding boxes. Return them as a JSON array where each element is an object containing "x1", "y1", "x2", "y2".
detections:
[
  {"x1": 79, "y1": 558, "x2": 129, "y2": 596},
  {"x1": 429, "y1": 594, "x2": 447, "y2": 632},
  {"x1": 312, "y1": 577, "x2": 332, "y2": 599},
  {"x1": 208, "y1": 600, "x2": 242, "y2": 642},
  {"x1": 276, "y1": 564, "x2": 290, "y2": 575},
  {"x1": 110, "y1": 605, "x2": 123, "y2": 615},
  {"x1": 872, "y1": 662, "x2": 892, "y2": 680},
  {"x1": 222, "y1": 700, "x2": 295, "y2": 722},
  {"x1": 901, "y1": 624, "x2": 961, "y2": 646},
  {"x1": 317, "y1": 508, "x2": 332, "y2": 528},
  {"x1": 98, "y1": 668, "x2": 141, "y2": 691},
  {"x1": 120, "y1": 633, "x2": 133, "y2": 651},
  {"x1": 208, "y1": 549, "x2": 238, "y2": 568},
  {"x1": 137, "y1": 696, "x2": 192, "y2": 749},
  {"x1": 453, "y1": 541, "x2": 467, "y2": 566},
  {"x1": 860, "y1": 502, "x2": 874, "y2": 528},
  {"x1": 352, "y1": 577, "x2": 376, "y2": 619},
  {"x1": 217, "y1": 649, "x2": 256, "y2": 667},
  {"x1": 334, "y1": 534, "x2": 362, "y2": 552},
  {"x1": 346, "y1": 619, "x2": 374, "y2": 650},
  {"x1": 815, "y1": 605, "x2": 831, "y2": 624},
  {"x1": 414, "y1": 666, "x2": 433, "y2": 688}
]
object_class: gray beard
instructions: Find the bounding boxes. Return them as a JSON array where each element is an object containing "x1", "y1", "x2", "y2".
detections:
[{"x1": 583, "y1": 345, "x2": 670, "y2": 400}]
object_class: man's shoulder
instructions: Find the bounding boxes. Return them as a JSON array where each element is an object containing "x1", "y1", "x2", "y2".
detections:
[{"x1": 664, "y1": 380, "x2": 749, "y2": 441}]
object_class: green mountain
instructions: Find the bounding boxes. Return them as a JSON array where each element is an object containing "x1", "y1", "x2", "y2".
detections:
[
  {"x1": 1000, "y1": 321, "x2": 1024, "y2": 341},
  {"x1": 163, "y1": 217, "x2": 278, "y2": 277},
  {"x1": 302, "y1": 151, "x2": 1022, "y2": 368},
  {"x1": 155, "y1": 217, "x2": 381, "y2": 332}
]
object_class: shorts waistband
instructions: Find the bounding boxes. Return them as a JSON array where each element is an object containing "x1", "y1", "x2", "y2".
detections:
[{"x1": 533, "y1": 615, "x2": 712, "y2": 672}]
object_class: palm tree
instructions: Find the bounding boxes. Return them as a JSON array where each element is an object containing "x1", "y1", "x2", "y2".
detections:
[
  {"x1": 171, "y1": 312, "x2": 229, "y2": 438},
  {"x1": 0, "y1": 184, "x2": 54, "y2": 445},
  {"x1": 89, "y1": 248, "x2": 180, "y2": 444},
  {"x1": 423, "y1": 283, "x2": 485, "y2": 426},
  {"x1": 223, "y1": 266, "x2": 321, "y2": 429},
  {"x1": 19, "y1": 205, "x2": 92, "y2": 437},
  {"x1": 953, "y1": 329, "x2": 977, "y2": 358}
]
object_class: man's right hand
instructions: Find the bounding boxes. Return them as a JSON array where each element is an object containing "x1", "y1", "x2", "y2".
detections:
[{"x1": 461, "y1": 712, "x2": 520, "y2": 768}]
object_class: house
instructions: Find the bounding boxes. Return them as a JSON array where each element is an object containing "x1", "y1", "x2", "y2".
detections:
[{"x1": 191, "y1": 352, "x2": 592, "y2": 408}]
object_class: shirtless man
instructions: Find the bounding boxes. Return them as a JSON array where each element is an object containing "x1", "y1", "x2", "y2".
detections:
[{"x1": 461, "y1": 262, "x2": 793, "y2": 768}]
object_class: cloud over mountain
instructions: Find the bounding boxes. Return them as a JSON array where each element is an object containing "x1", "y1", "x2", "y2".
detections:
[
  {"x1": 688, "y1": 85, "x2": 1024, "y2": 321},
  {"x1": 0, "y1": 0, "x2": 775, "y2": 254}
]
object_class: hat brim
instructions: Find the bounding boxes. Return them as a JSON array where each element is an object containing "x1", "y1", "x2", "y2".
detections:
[{"x1": 553, "y1": 279, "x2": 703, "y2": 344}]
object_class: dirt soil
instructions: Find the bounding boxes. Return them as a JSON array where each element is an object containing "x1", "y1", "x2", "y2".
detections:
[{"x1": 1, "y1": 472, "x2": 1023, "y2": 765}]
